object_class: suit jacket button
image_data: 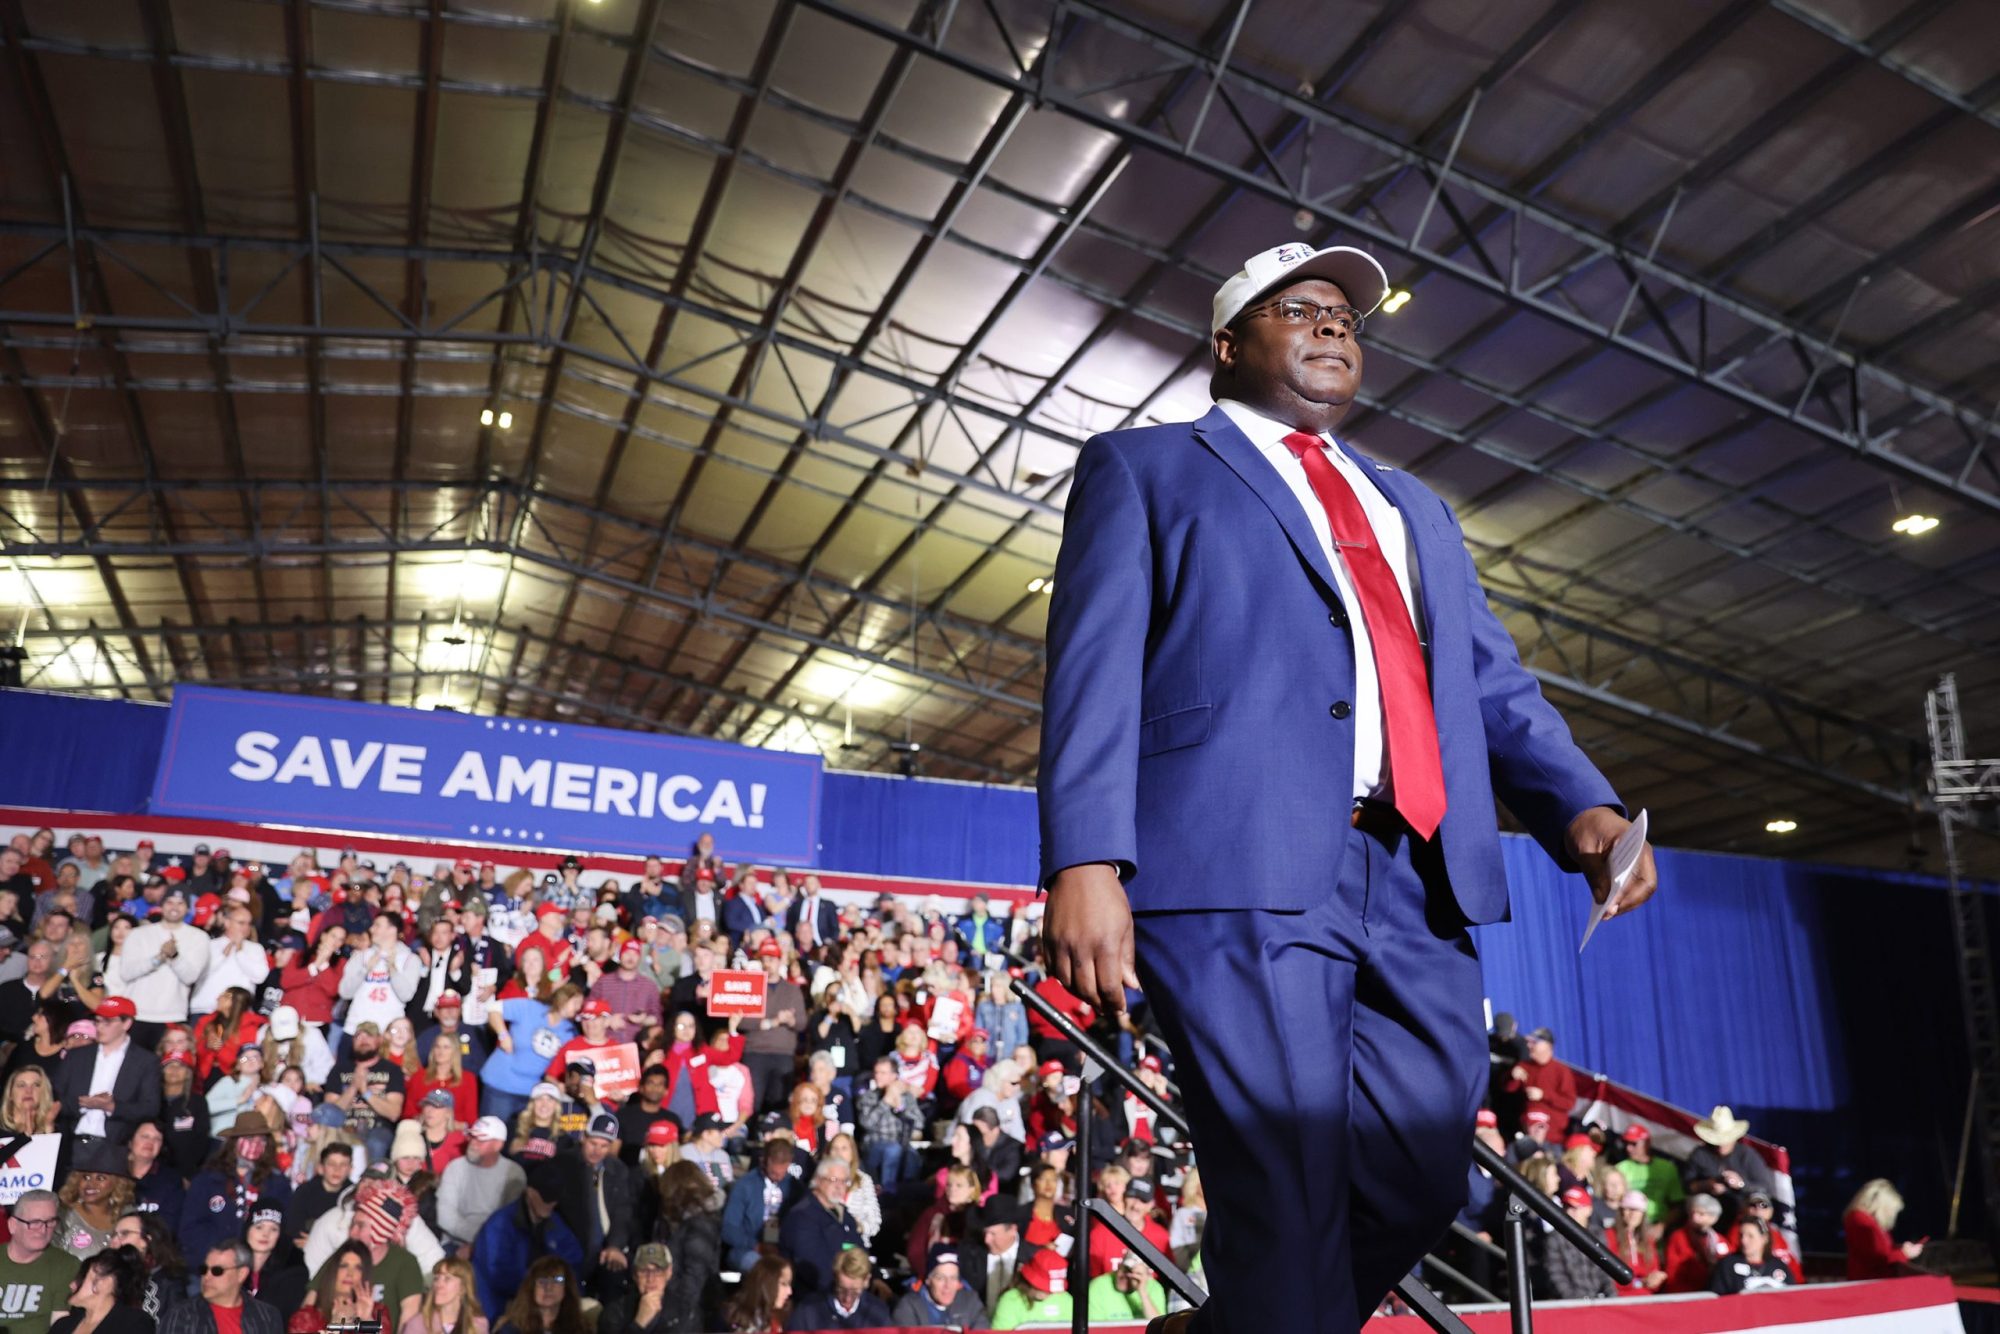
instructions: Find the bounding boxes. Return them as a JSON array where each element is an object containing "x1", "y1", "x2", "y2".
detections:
[
  {"x1": 1329, "y1": 611, "x2": 1344, "y2": 627},
  {"x1": 1329, "y1": 701, "x2": 1351, "y2": 720}
]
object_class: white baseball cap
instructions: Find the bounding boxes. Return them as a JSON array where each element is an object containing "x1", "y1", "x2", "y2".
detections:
[
  {"x1": 1211, "y1": 242, "x2": 1390, "y2": 333},
  {"x1": 469, "y1": 1115, "x2": 509, "y2": 1142}
]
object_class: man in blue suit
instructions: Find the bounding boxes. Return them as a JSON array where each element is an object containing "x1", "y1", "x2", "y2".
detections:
[
  {"x1": 784, "y1": 873, "x2": 842, "y2": 950},
  {"x1": 1038, "y1": 242, "x2": 1657, "y2": 1334}
]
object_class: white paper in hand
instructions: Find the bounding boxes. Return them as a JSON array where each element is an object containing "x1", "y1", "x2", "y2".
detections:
[{"x1": 1579, "y1": 808, "x2": 1648, "y2": 953}]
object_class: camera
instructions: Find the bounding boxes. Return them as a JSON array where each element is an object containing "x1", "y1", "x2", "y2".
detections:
[{"x1": 326, "y1": 1323, "x2": 384, "y2": 1334}]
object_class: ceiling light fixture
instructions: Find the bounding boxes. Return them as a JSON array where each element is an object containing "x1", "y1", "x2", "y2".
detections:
[
  {"x1": 1891, "y1": 513, "x2": 1938, "y2": 536},
  {"x1": 1026, "y1": 577, "x2": 1045, "y2": 593},
  {"x1": 479, "y1": 408, "x2": 494, "y2": 427},
  {"x1": 1764, "y1": 818, "x2": 1798, "y2": 834},
  {"x1": 1380, "y1": 289, "x2": 1413, "y2": 314}
]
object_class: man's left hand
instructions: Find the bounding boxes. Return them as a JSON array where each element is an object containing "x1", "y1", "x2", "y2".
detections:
[
  {"x1": 1565, "y1": 806, "x2": 1658, "y2": 918},
  {"x1": 600, "y1": 1247, "x2": 627, "y2": 1271}
]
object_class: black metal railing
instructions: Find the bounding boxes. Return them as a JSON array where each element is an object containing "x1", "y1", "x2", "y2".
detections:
[{"x1": 1006, "y1": 951, "x2": 1631, "y2": 1333}]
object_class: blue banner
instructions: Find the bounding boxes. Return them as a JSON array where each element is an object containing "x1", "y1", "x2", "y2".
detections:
[{"x1": 149, "y1": 686, "x2": 823, "y2": 864}]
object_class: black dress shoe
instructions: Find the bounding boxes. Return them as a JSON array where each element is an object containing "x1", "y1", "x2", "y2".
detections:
[{"x1": 1146, "y1": 1314, "x2": 1196, "y2": 1334}]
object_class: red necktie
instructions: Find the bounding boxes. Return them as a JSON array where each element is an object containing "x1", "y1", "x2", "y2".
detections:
[{"x1": 1282, "y1": 431, "x2": 1447, "y2": 839}]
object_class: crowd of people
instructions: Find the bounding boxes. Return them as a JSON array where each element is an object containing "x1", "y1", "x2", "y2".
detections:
[
  {"x1": 1453, "y1": 1014, "x2": 1926, "y2": 1303},
  {"x1": 0, "y1": 827, "x2": 1206, "y2": 1333},
  {"x1": 0, "y1": 826, "x2": 1933, "y2": 1333}
]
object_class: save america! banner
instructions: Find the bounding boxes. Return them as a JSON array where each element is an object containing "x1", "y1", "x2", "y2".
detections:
[{"x1": 148, "y1": 686, "x2": 823, "y2": 864}]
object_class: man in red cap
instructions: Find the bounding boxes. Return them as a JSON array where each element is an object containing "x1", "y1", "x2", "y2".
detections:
[
  {"x1": 54, "y1": 995, "x2": 159, "y2": 1142},
  {"x1": 993, "y1": 1246, "x2": 1072, "y2": 1325},
  {"x1": 518, "y1": 901, "x2": 573, "y2": 975},
  {"x1": 588, "y1": 936, "x2": 661, "y2": 1047},
  {"x1": 546, "y1": 998, "x2": 617, "y2": 1085},
  {"x1": 1615, "y1": 1124, "x2": 1682, "y2": 1233},
  {"x1": 1508, "y1": 1108, "x2": 1555, "y2": 1166},
  {"x1": 739, "y1": 935, "x2": 805, "y2": 1116}
]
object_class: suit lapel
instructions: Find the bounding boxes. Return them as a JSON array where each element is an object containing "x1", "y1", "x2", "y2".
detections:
[{"x1": 1193, "y1": 406, "x2": 1340, "y2": 598}]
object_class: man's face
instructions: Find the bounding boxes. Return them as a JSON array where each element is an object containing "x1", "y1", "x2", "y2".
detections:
[
  {"x1": 1114, "y1": 1259, "x2": 1145, "y2": 1294},
  {"x1": 85, "y1": 837, "x2": 102, "y2": 858},
  {"x1": 1528, "y1": 1037, "x2": 1554, "y2": 1065},
  {"x1": 582, "y1": 1134, "x2": 615, "y2": 1166},
  {"x1": 24, "y1": 942, "x2": 52, "y2": 976},
  {"x1": 641, "y1": 1071, "x2": 668, "y2": 1105},
  {"x1": 1526, "y1": 1120, "x2": 1549, "y2": 1143},
  {"x1": 1212, "y1": 277, "x2": 1364, "y2": 420},
  {"x1": 832, "y1": 1267, "x2": 867, "y2": 1305},
  {"x1": 0, "y1": 851, "x2": 20, "y2": 878},
  {"x1": 1625, "y1": 1136, "x2": 1649, "y2": 1161},
  {"x1": 96, "y1": 1014, "x2": 131, "y2": 1048},
  {"x1": 1123, "y1": 1194, "x2": 1151, "y2": 1227},
  {"x1": 466, "y1": 1136, "x2": 502, "y2": 1166},
  {"x1": 983, "y1": 1222, "x2": 1018, "y2": 1253},
  {"x1": 925, "y1": 1262, "x2": 961, "y2": 1306},
  {"x1": 351, "y1": 1032, "x2": 379, "y2": 1060},
  {"x1": 321, "y1": 1153, "x2": 352, "y2": 1189},
  {"x1": 815, "y1": 1164, "x2": 851, "y2": 1208},
  {"x1": 110, "y1": 1217, "x2": 147, "y2": 1254},
  {"x1": 765, "y1": 1151, "x2": 791, "y2": 1183},
  {"x1": 10, "y1": 1199, "x2": 55, "y2": 1256},
  {"x1": 201, "y1": 1248, "x2": 245, "y2": 1303}
]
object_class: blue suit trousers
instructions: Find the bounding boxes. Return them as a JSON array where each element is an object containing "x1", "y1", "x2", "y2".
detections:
[{"x1": 1132, "y1": 821, "x2": 1486, "y2": 1334}]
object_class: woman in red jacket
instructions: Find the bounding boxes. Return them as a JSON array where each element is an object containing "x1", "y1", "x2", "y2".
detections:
[
  {"x1": 193, "y1": 986, "x2": 264, "y2": 1085},
  {"x1": 1606, "y1": 1190, "x2": 1667, "y2": 1296},
  {"x1": 280, "y1": 925, "x2": 347, "y2": 1025},
  {"x1": 1845, "y1": 1178, "x2": 1926, "y2": 1279}
]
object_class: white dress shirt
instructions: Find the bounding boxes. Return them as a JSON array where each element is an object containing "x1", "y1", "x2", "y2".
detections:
[
  {"x1": 1217, "y1": 398, "x2": 1428, "y2": 803},
  {"x1": 78, "y1": 1037, "x2": 129, "y2": 1138}
]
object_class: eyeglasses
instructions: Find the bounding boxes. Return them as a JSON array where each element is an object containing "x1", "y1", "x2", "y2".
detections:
[
  {"x1": 1241, "y1": 297, "x2": 1365, "y2": 336},
  {"x1": 12, "y1": 1217, "x2": 55, "y2": 1230},
  {"x1": 534, "y1": 1275, "x2": 566, "y2": 1286},
  {"x1": 204, "y1": 1264, "x2": 240, "y2": 1276}
]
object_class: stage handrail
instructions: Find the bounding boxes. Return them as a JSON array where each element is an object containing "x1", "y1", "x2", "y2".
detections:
[
  {"x1": 1473, "y1": 1138, "x2": 1635, "y2": 1286},
  {"x1": 1004, "y1": 947, "x2": 1632, "y2": 1325}
]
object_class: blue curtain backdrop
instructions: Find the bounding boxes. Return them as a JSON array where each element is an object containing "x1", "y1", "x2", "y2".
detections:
[{"x1": 0, "y1": 687, "x2": 1975, "y2": 1245}]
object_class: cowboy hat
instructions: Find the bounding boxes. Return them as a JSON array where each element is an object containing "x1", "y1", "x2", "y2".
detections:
[
  {"x1": 1693, "y1": 1105, "x2": 1751, "y2": 1145},
  {"x1": 219, "y1": 1108, "x2": 277, "y2": 1138}
]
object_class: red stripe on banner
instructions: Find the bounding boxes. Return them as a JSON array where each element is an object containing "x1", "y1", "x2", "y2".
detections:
[
  {"x1": 0, "y1": 805, "x2": 1040, "y2": 905},
  {"x1": 719, "y1": 1281, "x2": 1966, "y2": 1334},
  {"x1": 1957, "y1": 1285, "x2": 2000, "y2": 1304},
  {"x1": 1352, "y1": 1278, "x2": 1965, "y2": 1334}
]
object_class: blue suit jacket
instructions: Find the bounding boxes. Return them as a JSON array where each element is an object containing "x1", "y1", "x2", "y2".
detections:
[
  {"x1": 721, "y1": 1169, "x2": 803, "y2": 1260},
  {"x1": 1038, "y1": 406, "x2": 1620, "y2": 923},
  {"x1": 785, "y1": 895, "x2": 841, "y2": 943},
  {"x1": 720, "y1": 891, "x2": 765, "y2": 942}
]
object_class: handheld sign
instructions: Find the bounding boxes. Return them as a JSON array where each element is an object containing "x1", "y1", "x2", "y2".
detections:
[
  {"x1": 707, "y1": 970, "x2": 769, "y2": 1019},
  {"x1": 575, "y1": 1042, "x2": 644, "y2": 1102},
  {"x1": 0, "y1": 1134, "x2": 60, "y2": 1205}
]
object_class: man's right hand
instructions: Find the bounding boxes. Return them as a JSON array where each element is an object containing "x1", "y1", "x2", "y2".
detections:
[{"x1": 1043, "y1": 863, "x2": 1139, "y2": 1016}]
